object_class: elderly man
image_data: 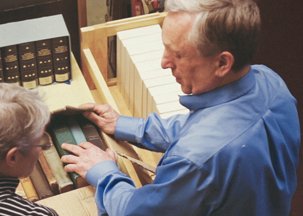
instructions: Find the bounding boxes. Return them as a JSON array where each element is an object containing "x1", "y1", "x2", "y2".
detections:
[{"x1": 62, "y1": 0, "x2": 300, "y2": 215}]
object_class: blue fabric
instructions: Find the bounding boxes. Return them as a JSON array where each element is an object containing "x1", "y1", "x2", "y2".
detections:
[{"x1": 87, "y1": 65, "x2": 300, "y2": 216}]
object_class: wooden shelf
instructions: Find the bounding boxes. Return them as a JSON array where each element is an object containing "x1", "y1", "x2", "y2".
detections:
[{"x1": 38, "y1": 53, "x2": 94, "y2": 112}]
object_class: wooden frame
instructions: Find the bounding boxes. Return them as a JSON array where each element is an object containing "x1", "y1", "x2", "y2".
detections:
[
  {"x1": 80, "y1": 12, "x2": 166, "y2": 87},
  {"x1": 80, "y1": 13, "x2": 168, "y2": 182}
]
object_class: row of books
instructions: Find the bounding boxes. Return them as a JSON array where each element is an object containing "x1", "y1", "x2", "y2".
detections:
[
  {"x1": 16, "y1": 114, "x2": 106, "y2": 201},
  {"x1": 131, "y1": 0, "x2": 164, "y2": 16},
  {"x1": 0, "y1": 36, "x2": 71, "y2": 89},
  {"x1": 116, "y1": 24, "x2": 188, "y2": 119}
]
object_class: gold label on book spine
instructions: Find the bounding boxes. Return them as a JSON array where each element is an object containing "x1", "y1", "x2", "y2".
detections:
[
  {"x1": 21, "y1": 52, "x2": 35, "y2": 61},
  {"x1": 5, "y1": 54, "x2": 17, "y2": 62},
  {"x1": 39, "y1": 76, "x2": 53, "y2": 85},
  {"x1": 55, "y1": 46, "x2": 68, "y2": 54},
  {"x1": 38, "y1": 49, "x2": 51, "y2": 56},
  {"x1": 23, "y1": 80, "x2": 38, "y2": 89},
  {"x1": 55, "y1": 73, "x2": 69, "y2": 82}
]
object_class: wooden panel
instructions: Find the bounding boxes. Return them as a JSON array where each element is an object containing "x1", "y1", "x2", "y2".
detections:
[
  {"x1": 80, "y1": 12, "x2": 167, "y2": 86},
  {"x1": 38, "y1": 53, "x2": 94, "y2": 112},
  {"x1": 82, "y1": 48, "x2": 154, "y2": 185},
  {"x1": 37, "y1": 186, "x2": 97, "y2": 216}
]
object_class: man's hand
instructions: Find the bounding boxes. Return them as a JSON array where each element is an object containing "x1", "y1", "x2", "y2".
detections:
[
  {"x1": 80, "y1": 103, "x2": 120, "y2": 135},
  {"x1": 61, "y1": 142, "x2": 117, "y2": 178}
]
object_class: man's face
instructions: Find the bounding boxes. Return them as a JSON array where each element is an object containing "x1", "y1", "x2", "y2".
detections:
[{"x1": 161, "y1": 12, "x2": 220, "y2": 95}]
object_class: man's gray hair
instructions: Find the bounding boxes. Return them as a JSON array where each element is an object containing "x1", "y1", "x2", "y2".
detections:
[{"x1": 165, "y1": 0, "x2": 261, "y2": 71}]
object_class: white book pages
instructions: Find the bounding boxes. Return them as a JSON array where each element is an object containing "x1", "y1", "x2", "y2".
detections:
[
  {"x1": 146, "y1": 82, "x2": 182, "y2": 117},
  {"x1": 123, "y1": 35, "x2": 163, "y2": 114},
  {"x1": 116, "y1": 24, "x2": 162, "y2": 113}
]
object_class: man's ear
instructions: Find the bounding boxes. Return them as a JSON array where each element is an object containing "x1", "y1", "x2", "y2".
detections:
[
  {"x1": 215, "y1": 51, "x2": 234, "y2": 77},
  {"x1": 5, "y1": 147, "x2": 19, "y2": 167}
]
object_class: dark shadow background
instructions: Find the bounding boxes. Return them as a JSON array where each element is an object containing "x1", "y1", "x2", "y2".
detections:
[{"x1": 254, "y1": 1, "x2": 303, "y2": 215}]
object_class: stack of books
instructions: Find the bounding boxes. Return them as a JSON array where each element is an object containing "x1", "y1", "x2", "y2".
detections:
[
  {"x1": 17, "y1": 112, "x2": 106, "y2": 201},
  {"x1": 0, "y1": 15, "x2": 71, "y2": 89},
  {"x1": 116, "y1": 24, "x2": 188, "y2": 118}
]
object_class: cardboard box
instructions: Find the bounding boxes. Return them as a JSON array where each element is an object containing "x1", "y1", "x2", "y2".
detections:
[
  {"x1": 0, "y1": 14, "x2": 72, "y2": 86},
  {"x1": 37, "y1": 185, "x2": 98, "y2": 216},
  {"x1": 0, "y1": 14, "x2": 70, "y2": 48}
]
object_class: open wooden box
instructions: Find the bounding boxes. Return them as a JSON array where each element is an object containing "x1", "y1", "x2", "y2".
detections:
[
  {"x1": 36, "y1": 51, "x2": 154, "y2": 215},
  {"x1": 80, "y1": 12, "x2": 167, "y2": 178}
]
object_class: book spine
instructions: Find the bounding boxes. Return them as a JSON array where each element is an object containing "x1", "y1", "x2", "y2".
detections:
[
  {"x1": 67, "y1": 116, "x2": 87, "y2": 144},
  {"x1": 78, "y1": 115, "x2": 107, "y2": 150},
  {"x1": 1, "y1": 45, "x2": 20, "y2": 84},
  {"x1": 38, "y1": 152, "x2": 59, "y2": 194},
  {"x1": 50, "y1": 117, "x2": 88, "y2": 188},
  {"x1": 19, "y1": 177, "x2": 39, "y2": 202},
  {"x1": 35, "y1": 39, "x2": 54, "y2": 85},
  {"x1": 0, "y1": 54, "x2": 3, "y2": 82},
  {"x1": 52, "y1": 37, "x2": 71, "y2": 83},
  {"x1": 18, "y1": 42, "x2": 38, "y2": 89},
  {"x1": 43, "y1": 145, "x2": 74, "y2": 193},
  {"x1": 29, "y1": 162, "x2": 54, "y2": 200},
  {"x1": 41, "y1": 132, "x2": 74, "y2": 193}
]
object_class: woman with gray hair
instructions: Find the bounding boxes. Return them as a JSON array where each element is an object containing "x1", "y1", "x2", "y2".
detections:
[{"x1": 0, "y1": 83, "x2": 58, "y2": 215}]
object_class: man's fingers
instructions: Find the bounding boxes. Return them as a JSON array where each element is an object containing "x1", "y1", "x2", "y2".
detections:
[
  {"x1": 61, "y1": 154, "x2": 78, "y2": 164},
  {"x1": 79, "y1": 103, "x2": 95, "y2": 111},
  {"x1": 106, "y1": 148, "x2": 117, "y2": 161},
  {"x1": 61, "y1": 143, "x2": 83, "y2": 155},
  {"x1": 63, "y1": 163, "x2": 84, "y2": 176},
  {"x1": 78, "y1": 141, "x2": 98, "y2": 150}
]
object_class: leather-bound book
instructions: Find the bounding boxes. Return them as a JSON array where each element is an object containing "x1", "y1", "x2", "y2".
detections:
[
  {"x1": 35, "y1": 39, "x2": 54, "y2": 85},
  {"x1": 67, "y1": 116, "x2": 87, "y2": 144},
  {"x1": 77, "y1": 115, "x2": 107, "y2": 150},
  {"x1": 50, "y1": 117, "x2": 88, "y2": 189},
  {"x1": 29, "y1": 162, "x2": 54, "y2": 200},
  {"x1": 41, "y1": 132, "x2": 74, "y2": 193},
  {"x1": 38, "y1": 152, "x2": 59, "y2": 194},
  {"x1": 18, "y1": 42, "x2": 38, "y2": 89},
  {"x1": 0, "y1": 54, "x2": 3, "y2": 82},
  {"x1": 1, "y1": 45, "x2": 20, "y2": 84},
  {"x1": 19, "y1": 177, "x2": 39, "y2": 202},
  {"x1": 52, "y1": 37, "x2": 71, "y2": 83}
]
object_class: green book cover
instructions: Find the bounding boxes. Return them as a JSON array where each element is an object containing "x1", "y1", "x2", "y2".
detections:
[
  {"x1": 67, "y1": 116, "x2": 87, "y2": 144},
  {"x1": 50, "y1": 117, "x2": 88, "y2": 188}
]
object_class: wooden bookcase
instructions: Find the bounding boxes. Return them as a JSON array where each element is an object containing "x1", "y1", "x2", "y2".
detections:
[{"x1": 80, "y1": 12, "x2": 167, "y2": 84}]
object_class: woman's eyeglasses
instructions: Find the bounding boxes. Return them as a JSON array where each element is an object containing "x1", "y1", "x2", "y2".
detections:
[{"x1": 32, "y1": 143, "x2": 52, "y2": 150}]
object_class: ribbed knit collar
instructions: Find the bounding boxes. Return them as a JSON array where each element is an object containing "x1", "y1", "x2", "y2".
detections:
[{"x1": 0, "y1": 177, "x2": 19, "y2": 193}]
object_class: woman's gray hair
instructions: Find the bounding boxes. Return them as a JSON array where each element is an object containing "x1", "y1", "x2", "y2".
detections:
[
  {"x1": 0, "y1": 83, "x2": 50, "y2": 159},
  {"x1": 165, "y1": 0, "x2": 261, "y2": 71}
]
